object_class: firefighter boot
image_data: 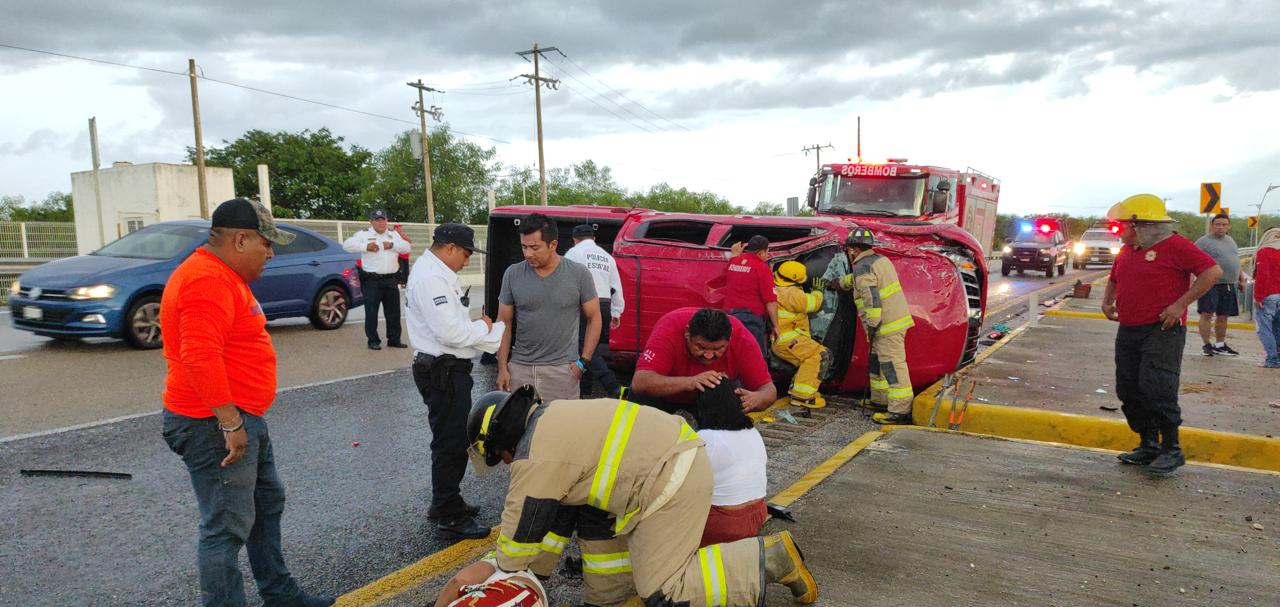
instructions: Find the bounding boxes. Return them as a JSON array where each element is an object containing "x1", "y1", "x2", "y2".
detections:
[
  {"x1": 763, "y1": 531, "x2": 818, "y2": 603},
  {"x1": 1117, "y1": 429, "x2": 1160, "y2": 466},
  {"x1": 1147, "y1": 426, "x2": 1185, "y2": 476},
  {"x1": 791, "y1": 394, "x2": 826, "y2": 409},
  {"x1": 872, "y1": 411, "x2": 912, "y2": 425}
]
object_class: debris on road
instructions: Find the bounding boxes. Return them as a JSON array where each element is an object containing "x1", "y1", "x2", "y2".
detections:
[
  {"x1": 1251, "y1": 523, "x2": 1265, "y2": 531},
  {"x1": 1099, "y1": 406, "x2": 1119, "y2": 412},
  {"x1": 20, "y1": 469, "x2": 132, "y2": 480}
]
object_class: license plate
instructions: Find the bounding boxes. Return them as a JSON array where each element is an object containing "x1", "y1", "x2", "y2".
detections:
[
  {"x1": 1091, "y1": 256, "x2": 1101, "y2": 261},
  {"x1": 22, "y1": 306, "x2": 43, "y2": 320}
]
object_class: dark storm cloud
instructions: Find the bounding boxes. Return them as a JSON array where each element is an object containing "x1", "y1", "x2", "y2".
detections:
[{"x1": 2, "y1": 0, "x2": 1278, "y2": 142}]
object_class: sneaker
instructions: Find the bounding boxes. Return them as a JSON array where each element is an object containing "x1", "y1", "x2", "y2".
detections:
[
  {"x1": 1212, "y1": 344, "x2": 1239, "y2": 356},
  {"x1": 1200, "y1": 344, "x2": 1215, "y2": 356}
]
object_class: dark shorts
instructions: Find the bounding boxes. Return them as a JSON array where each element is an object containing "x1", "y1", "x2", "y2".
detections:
[{"x1": 1196, "y1": 283, "x2": 1239, "y2": 316}]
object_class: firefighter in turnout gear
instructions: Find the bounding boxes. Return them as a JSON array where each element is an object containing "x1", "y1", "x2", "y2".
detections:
[
  {"x1": 771, "y1": 261, "x2": 831, "y2": 409},
  {"x1": 837, "y1": 227, "x2": 916, "y2": 424},
  {"x1": 456, "y1": 386, "x2": 819, "y2": 607}
]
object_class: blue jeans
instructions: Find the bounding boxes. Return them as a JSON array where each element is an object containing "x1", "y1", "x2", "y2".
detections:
[
  {"x1": 163, "y1": 411, "x2": 302, "y2": 607},
  {"x1": 1257, "y1": 294, "x2": 1280, "y2": 367}
]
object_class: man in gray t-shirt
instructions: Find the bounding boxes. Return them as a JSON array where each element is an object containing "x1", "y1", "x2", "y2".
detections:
[
  {"x1": 1194, "y1": 213, "x2": 1248, "y2": 356},
  {"x1": 496, "y1": 213, "x2": 602, "y2": 402}
]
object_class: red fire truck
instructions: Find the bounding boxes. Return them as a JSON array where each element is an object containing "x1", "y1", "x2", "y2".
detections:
[{"x1": 485, "y1": 169, "x2": 994, "y2": 396}]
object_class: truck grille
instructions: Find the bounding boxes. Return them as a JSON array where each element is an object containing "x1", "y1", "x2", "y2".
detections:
[{"x1": 958, "y1": 265, "x2": 984, "y2": 366}]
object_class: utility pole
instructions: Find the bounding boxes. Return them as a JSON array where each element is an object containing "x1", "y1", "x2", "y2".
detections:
[
  {"x1": 516, "y1": 43, "x2": 560, "y2": 206},
  {"x1": 801, "y1": 143, "x2": 834, "y2": 171},
  {"x1": 188, "y1": 58, "x2": 209, "y2": 219},
  {"x1": 88, "y1": 117, "x2": 106, "y2": 247},
  {"x1": 407, "y1": 79, "x2": 444, "y2": 224}
]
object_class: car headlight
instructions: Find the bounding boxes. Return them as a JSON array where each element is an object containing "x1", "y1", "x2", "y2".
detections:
[
  {"x1": 1002, "y1": 245, "x2": 1011, "y2": 254},
  {"x1": 1110, "y1": 246, "x2": 1121, "y2": 255},
  {"x1": 69, "y1": 284, "x2": 117, "y2": 300},
  {"x1": 1073, "y1": 242, "x2": 1085, "y2": 255},
  {"x1": 8, "y1": 279, "x2": 18, "y2": 297}
]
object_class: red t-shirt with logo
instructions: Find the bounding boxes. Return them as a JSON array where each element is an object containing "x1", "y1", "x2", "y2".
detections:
[
  {"x1": 1255, "y1": 247, "x2": 1280, "y2": 304},
  {"x1": 1111, "y1": 234, "x2": 1217, "y2": 327},
  {"x1": 162, "y1": 248, "x2": 278, "y2": 418},
  {"x1": 635, "y1": 307, "x2": 773, "y2": 405},
  {"x1": 720, "y1": 254, "x2": 777, "y2": 316}
]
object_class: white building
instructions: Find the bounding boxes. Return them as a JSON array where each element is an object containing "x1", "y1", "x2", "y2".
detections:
[{"x1": 70, "y1": 162, "x2": 236, "y2": 254}]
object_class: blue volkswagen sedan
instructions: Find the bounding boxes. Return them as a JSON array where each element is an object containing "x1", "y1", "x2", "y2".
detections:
[{"x1": 8, "y1": 220, "x2": 363, "y2": 348}]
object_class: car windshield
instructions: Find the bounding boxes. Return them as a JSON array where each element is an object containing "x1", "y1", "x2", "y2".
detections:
[
  {"x1": 819, "y1": 176, "x2": 924, "y2": 216},
  {"x1": 92, "y1": 224, "x2": 206, "y2": 260},
  {"x1": 1083, "y1": 230, "x2": 1120, "y2": 242},
  {"x1": 1012, "y1": 232, "x2": 1053, "y2": 244}
]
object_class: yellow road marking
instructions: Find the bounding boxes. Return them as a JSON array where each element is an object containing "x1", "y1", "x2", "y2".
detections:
[
  {"x1": 1044, "y1": 309, "x2": 1255, "y2": 330},
  {"x1": 335, "y1": 528, "x2": 497, "y2": 606},
  {"x1": 770, "y1": 431, "x2": 884, "y2": 507}
]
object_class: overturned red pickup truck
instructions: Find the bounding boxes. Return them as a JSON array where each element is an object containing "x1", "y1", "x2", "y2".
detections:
[{"x1": 485, "y1": 162, "x2": 996, "y2": 394}]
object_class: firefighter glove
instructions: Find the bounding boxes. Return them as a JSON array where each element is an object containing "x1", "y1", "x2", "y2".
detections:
[{"x1": 809, "y1": 277, "x2": 828, "y2": 292}]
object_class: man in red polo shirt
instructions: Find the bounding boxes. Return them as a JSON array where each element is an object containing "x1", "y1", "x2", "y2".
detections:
[
  {"x1": 161, "y1": 198, "x2": 333, "y2": 607},
  {"x1": 721, "y1": 235, "x2": 780, "y2": 356},
  {"x1": 1101, "y1": 194, "x2": 1220, "y2": 476},
  {"x1": 631, "y1": 307, "x2": 777, "y2": 413}
]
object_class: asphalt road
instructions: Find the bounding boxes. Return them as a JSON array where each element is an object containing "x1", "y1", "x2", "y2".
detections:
[{"x1": 0, "y1": 262, "x2": 1106, "y2": 605}]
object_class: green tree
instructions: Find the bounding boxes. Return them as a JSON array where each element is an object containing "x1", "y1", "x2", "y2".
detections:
[
  {"x1": 0, "y1": 192, "x2": 74, "y2": 221},
  {"x1": 366, "y1": 127, "x2": 499, "y2": 224},
  {"x1": 624, "y1": 183, "x2": 737, "y2": 214},
  {"x1": 749, "y1": 201, "x2": 784, "y2": 216},
  {"x1": 194, "y1": 128, "x2": 374, "y2": 219}
]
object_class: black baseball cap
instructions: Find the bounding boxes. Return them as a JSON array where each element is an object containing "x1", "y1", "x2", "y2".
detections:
[
  {"x1": 572, "y1": 224, "x2": 594, "y2": 238},
  {"x1": 370, "y1": 209, "x2": 389, "y2": 221},
  {"x1": 433, "y1": 223, "x2": 486, "y2": 254},
  {"x1": 744, "y1": 235, "x2": 769, "y2": 252},
  {"x1": 210, "y1": 198, "x2": 295, "y2": 245}
]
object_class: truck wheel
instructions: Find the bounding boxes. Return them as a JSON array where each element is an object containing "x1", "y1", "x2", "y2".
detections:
[
  {"x1": 1001, "y1": 264, "x2": 1011, "y2": 277},
  {"x1": 124, "y1": 295, "x2": 162, "y2": 349},
  {"x1": 1057, "y1": 261, "x2": 1067, "y2": 276},
  {"x1": 308, "y1": 284, "x2": 349, "y2": 330}
]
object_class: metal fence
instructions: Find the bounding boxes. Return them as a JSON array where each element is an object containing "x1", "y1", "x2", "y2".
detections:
[{"x1": 0, "y1": 220, "x2": 489, "y2": 304}]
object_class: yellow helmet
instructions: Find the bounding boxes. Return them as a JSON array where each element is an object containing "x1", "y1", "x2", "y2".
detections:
[
  {"x1": 774, "y1": 260, "x2": 807, "y2": 286},
  {"x1": 1106, "y1": 193, "x2": 1173, "y2": 223}
]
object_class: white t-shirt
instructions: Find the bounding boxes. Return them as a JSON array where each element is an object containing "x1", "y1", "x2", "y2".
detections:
[{"x1": 697, "y1": 428, "x2": 767, "y2": 506}]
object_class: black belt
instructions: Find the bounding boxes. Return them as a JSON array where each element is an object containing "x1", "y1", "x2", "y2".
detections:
[{"x1": 414, "y1": 352, "x2": 474, "y2": 373}]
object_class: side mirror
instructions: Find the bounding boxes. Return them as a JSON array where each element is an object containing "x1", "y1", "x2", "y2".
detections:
[
  {"x1": 931, "y1": 191, "x2": 948, "y2": 214},
  {"x1": 937, "y1": 179, "x2": 952, "y2": 192},
  {"x1": 806, "y1": 177, "x2": 819, "y2": 209}
]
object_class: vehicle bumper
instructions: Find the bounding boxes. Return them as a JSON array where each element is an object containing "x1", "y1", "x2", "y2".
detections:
[{"x1": 9, "y1": 298, "x2": 123, "y2": 338}]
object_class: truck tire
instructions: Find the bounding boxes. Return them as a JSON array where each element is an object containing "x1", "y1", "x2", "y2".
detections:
[
  {"x1": 1057, "y1": 260, "x2": 1067, "y2": 276},
  {"x1": 1001, "y1": 264, "x2": 1011, "y2": 277}
]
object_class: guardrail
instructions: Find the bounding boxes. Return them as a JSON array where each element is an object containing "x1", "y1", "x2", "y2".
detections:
[{"x1": 0, "y1": 220, "x2": 489, "y2": 305}]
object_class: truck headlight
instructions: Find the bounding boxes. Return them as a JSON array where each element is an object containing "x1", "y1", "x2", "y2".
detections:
[
  {"x1": 1109, "y1": 246, "x2": 1121, "y2": 255},
  {"x1": 69, "y1": 284, "x2": 117, "y2": 300},
  {"x1": 1073, "y1": 242, "x2": 1085, "y2": 256},
  {"x1": 1002, "y1": 245, "x2": 1011, "y2": 254},
  {"x1": 8, "y1": 279, "x2": 18, "y2": 297}
]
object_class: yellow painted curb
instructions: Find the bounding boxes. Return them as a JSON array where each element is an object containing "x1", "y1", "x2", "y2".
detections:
[
  {"x1": 770, "y1": 430, "x2": 884, "y2": 507},
  {"x1": 1045, "y1": 309, "x2": 1254, "y2": 331},
  {"x1": 336, "y1": 528, "x2": 498, "y2": 606},
  {"x1": 909, "y1": 397, "x2": 1280, "y2": 473}
]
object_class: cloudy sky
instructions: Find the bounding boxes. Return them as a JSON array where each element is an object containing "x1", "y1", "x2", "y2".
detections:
[{"x1": 3, "y1": 0, "x2": 1280, "y2": 217}]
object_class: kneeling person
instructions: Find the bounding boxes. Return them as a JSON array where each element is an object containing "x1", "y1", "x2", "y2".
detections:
[
  {"x1": 456, "y1": 386, "x2": 818, "y2": 606},
  {"x1": 770, "y1": 261, "x2": 831, "y2": 409}
]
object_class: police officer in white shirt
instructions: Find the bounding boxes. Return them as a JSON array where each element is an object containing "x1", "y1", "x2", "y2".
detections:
[
  {"x1": 343, "y1": 209, "x2": 411, "y2": 349},
  {"x1": 405, "y1": 223, "x2": 495, "y2": 539},
  {"x1": 564, "y1": 224, "x2": 625, "y2": 398}
]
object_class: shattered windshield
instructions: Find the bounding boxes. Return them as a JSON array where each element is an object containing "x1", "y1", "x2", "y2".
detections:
[{"x1": 818, "y1": 176, "x2": 925, "y2": 217}]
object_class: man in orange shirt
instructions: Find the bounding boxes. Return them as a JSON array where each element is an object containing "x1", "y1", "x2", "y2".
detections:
[{"x1": 160, "y1": 198, "x2": 333, "y2": 607}]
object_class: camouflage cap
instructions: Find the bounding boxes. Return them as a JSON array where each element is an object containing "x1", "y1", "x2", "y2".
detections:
[{"x1": 211, "y1": 198, "x2": 295, "y2": 245}]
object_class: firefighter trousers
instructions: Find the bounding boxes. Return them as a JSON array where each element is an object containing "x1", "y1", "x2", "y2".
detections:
[
  {"x1": 628, "y1": 449, "x2": 762, "y2": 606},
  {"x1": 772, "y1": 335, "x2": 829, "y2": 405},
  {"x1": 868, "y1": 330, "x2": 913, "y2": 414},
  {"x1": 531, "y1": 507, "x2": 635, "y2": 607}
]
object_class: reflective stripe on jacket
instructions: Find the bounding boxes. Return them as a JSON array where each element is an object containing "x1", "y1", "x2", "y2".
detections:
[{"x1": 846, "y1": 250, "x2": 914, "y2": 336}]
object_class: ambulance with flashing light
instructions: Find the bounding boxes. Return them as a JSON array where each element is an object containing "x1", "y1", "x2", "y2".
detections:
[
  {"x1": 483, "y1": 159, "x2": 999, "y2": 400},
  {"x1": 999, "y1": 217, "x2": 1071, "y2": 277},
  {"x1": 1072, "y1": 223, "x2": 1123, "y2": 269}
]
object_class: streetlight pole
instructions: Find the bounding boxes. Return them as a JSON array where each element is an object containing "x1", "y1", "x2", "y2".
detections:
[{"x1": 1253, "y1": 184, "x2": 1278, "y2": 247}]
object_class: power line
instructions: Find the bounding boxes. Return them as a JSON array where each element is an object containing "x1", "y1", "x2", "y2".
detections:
[
  {"x1": 539, "y1": 64, "x2": 660, "y2": 134},
  {"x1": 557, "y1": 52, "x2": 692, "y2": 132},
  {"x1": 541, "y1": 55, "x2": 669, "y2": 133},
  {"x1": 0, "y1": 42, "x2": 510, "y2": 143}
]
